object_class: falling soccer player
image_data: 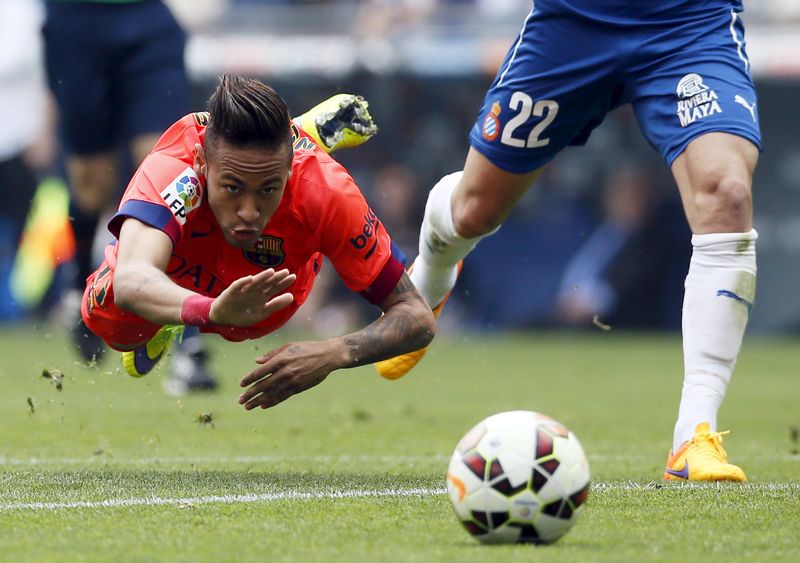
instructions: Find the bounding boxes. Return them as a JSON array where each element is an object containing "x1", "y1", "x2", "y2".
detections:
[{"x1": 82, "y1": 75, "x2": 435, "y2": 410}]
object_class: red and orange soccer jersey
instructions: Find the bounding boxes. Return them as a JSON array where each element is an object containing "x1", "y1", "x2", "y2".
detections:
[{"x1": 82, "y1": 113, "x2": 405, "y2": 348}]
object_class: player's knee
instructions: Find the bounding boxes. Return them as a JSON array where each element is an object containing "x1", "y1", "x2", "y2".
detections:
[
  {"x1": 68, "y1": 160, "x2": 117, "y2": 213},
  {"x1": 719, "y1": 177, "x2": 751, "y2": 219},
  {"x1": 702, "y1": 174, "x2": 752, "y2": 224},
  {"x1": 451, "y1": 202, "x2": 502, "y2": 239},
  {"x1": 688, "y1": 171, "x2": 752, "y2": 232}
]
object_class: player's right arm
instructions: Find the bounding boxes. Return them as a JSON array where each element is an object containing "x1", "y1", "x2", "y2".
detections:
[{"x1": 113, "y1": 218, "x2": 296, "y2": 327}]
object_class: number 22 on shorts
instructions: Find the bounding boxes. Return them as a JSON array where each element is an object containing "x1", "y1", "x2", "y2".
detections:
[{"x1": 501, "y1": 92, "x2": 559, "y2": 149}]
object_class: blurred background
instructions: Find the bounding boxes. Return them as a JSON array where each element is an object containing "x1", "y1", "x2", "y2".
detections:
[{"x1": 2, "y1": 0, "x2": 799, "y2": 349}]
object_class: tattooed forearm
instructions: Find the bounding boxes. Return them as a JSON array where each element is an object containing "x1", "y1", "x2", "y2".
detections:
[
  {"x1": 344, "y1": 313, "x2": 431, "y2": 367},
  {"x1": 332, "y1": 272, "x2": 435, "y2": 369},
  {"x1": 342, "y1": 303, "x2": 434, "y2": 368}
]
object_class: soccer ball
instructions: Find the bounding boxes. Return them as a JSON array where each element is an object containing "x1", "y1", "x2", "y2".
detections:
[{"x1": 446, "y1": 410, "x2": 590, "y2": 544}]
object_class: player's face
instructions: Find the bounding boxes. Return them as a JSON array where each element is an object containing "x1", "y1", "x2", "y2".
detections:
[{"x1": 201, "y1": 140, "x2": 292, "y2": 249}]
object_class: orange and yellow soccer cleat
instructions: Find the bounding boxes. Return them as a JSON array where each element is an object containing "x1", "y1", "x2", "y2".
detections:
[
  {"x1": 294, "y1": 94, "x2": 378, "y2": 153},
  {"x1": 664, "y1": 422, "x2": 747, "y2": 482},
  {"x1": 375, "y1": 260, "x2": 463, "y2": 380}
]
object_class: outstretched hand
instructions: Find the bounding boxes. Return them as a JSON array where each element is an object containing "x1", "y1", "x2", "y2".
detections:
[
  {"x1": 210, "y1": 269, "x2": 296, "y2": 327},
  {"x1": 238, "y1": 340, "x2": 341, "y2": 410}
]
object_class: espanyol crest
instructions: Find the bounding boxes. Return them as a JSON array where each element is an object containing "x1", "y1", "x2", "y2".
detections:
[{"x1": 482, "y1": 101, "x2": 502, "y2": 142}]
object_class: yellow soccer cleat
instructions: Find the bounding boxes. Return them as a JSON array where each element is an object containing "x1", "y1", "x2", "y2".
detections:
[
  {"x1": 122, "y1": 325, "x2": 184, "y2": 378},
  {"x1": 375, "y1": 260, "x2": 462, "y2": 380},
  {"x1": 664, "y1": 422, "x2": 747, "y2": 482},
  {"x1": 295, "y1": 93, "x2": 378, "y2": 153}
]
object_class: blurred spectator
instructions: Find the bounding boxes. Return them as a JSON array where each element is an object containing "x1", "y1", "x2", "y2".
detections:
[
  {"x1": 370, "y1": 164, "x2": 424, "y2": 259},
  {"x1": 555, "y1": 164, "x2": 691, "y2": 330},
  {"x1": 0, "y1": 0, "x2": 52, "y2": 320}
]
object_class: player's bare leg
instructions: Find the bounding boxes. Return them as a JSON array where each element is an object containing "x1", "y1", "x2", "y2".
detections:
[
  {"x1": 376, "y1": 148, "x2": 541, "y2": 379},
  {"x1": 665, "y1": 132, "x2": 758, "y2": 481},
  {"x1": 64, "y1": 151, "x2": 118, "y2": 362}
]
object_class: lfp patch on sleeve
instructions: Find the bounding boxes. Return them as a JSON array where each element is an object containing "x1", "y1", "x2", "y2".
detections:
[{"x1": 160, "y1": 167, "x2": 203, "y2": 225}]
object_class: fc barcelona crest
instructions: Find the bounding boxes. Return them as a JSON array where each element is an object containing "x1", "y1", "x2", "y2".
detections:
[{"x1": 243, "y1": 235, "x2": 285, "y2": 268}]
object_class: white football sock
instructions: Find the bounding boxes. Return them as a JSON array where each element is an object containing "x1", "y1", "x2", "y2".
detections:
[
  {"x1": 673, "y1": 229, "x2": 757, "y2": 451},
  {"x1": 409, "y1": 171, "x2": 490, "y2": 307}
]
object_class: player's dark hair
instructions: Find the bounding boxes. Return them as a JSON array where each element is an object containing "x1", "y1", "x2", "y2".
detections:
[{"x1": 205, "y1": 75, "x2": 292, "y2": 156}]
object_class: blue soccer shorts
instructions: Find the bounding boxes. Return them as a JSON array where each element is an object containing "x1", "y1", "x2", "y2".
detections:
[
  {"x1": 469, "y1": 4, "x2": 763, "y2": 173},
  {"x1": 43, "y1": 0, "x2": 189, "y2": 155}
]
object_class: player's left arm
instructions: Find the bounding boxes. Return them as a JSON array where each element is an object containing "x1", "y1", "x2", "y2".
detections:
[{"x1": 238, "y1": 272, "x2": 434, "y2": 411}]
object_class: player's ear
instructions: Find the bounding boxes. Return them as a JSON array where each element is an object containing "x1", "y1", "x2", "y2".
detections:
[{"x1": 193, "y1": 143, "x2": 208, "y2": 177}]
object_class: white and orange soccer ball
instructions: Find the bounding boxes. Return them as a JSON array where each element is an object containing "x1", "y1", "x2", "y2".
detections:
[{"x1": 446, "y1": 410, "x2": 590, "y2": 544}]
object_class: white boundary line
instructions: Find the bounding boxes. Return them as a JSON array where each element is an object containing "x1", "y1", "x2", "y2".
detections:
[
  {"x1": 1, "y1": 453, "x2": 797, "y2": 467},
  {"x1": 2, "y1": 482, "x2": 798, "y2": 513},
  {"x1": 0, "y1": 488, "x2": 446, "y2": 513}
]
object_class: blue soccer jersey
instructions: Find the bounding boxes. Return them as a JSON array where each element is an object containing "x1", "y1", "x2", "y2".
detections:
[{"x1": 469, "y1": 0, "x2": 760, "y2": 173}]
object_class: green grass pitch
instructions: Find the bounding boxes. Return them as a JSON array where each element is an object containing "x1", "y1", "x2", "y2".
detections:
[{"x1": 1, "y1": 325, "x2": 798, "y2": 562}]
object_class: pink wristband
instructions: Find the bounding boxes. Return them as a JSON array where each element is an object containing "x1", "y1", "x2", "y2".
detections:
[{"x1": 180, "y1": 295, "x2": 215, "y2": 326}]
